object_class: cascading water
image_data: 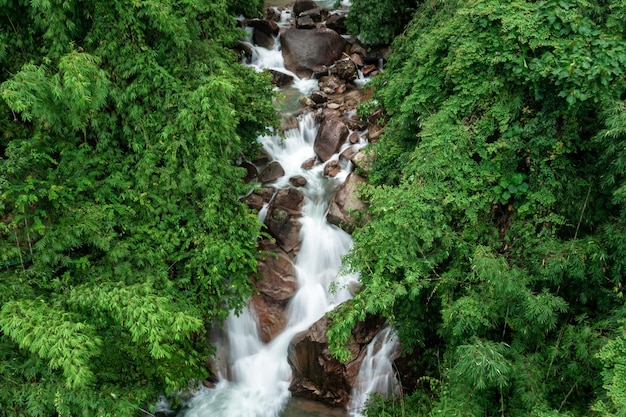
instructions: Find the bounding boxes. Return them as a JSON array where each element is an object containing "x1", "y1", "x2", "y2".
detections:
[
  {"x1": 175, "y1": 6, "x2": 398, "y2": 417},
  {"x1": 348, "y1": 327, "x2": 401, "y2": 416}
]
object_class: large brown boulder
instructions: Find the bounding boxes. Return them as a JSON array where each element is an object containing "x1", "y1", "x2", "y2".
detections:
[
  {"x1": 280, "y1": 28, "x2": 347, "y2": 78},
  {"x1": 251, "y1": 294, "x2": 289, "y2": 343},
  {"x1": 293, "y1": 0, "x2": 318, "y2": 17},
  {"x1": 259, "y1": 161, "x2": 285, "y2": 184},
  {"x1": 273, "y1": 187, "x2": 305, "y2": 212},
  {"x1": 255, "y1": 239, "x2": 298, "y2": 301},
  {"x1": 326, "y1": 173, "x2": 366, "y2": 232},
  {"x1": 314, "y1": 116, "x2": 349, "y2": 162},
  {"x1": 251, "y1": 238, "x2": 298, "y2": 342},
  {"x1": 287, "y1": 314, "x2": 387, "y2": 407}
]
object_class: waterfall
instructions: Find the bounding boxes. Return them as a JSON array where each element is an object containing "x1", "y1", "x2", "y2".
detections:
[
  {"x1": 176, "y1": 7, "x2": 399, "y2": 417},
  {"x1": 348, "y1": 327, "x2": 400, "y2": 417}
]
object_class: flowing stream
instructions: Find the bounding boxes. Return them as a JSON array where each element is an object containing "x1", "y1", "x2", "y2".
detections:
[{"x1": 173, "y1": 5, "x2": 397, "y2": 417}]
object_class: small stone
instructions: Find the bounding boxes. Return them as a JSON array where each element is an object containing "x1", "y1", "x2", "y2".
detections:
[
  {"x1": 310, "y1": 91, "x2": 328, "y2": 104},
  {"x1": 348, "y1": 131, "x2": 361, "y2": 144},
  {"x1": 301, "y1": 157, "x2": 317, "y2": 170},
  {"x1": 323, "y1": 160, "x2": 341, "y2": 177},
  {"x1": 289, "y1": 175, "x2": 308, "y2": 187},
  {"x1": 299, "y1": 96, "x2": 316, "y2": 107}
]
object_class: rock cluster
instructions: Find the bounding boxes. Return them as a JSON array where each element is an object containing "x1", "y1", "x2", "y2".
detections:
[{"x1": 230, "y1": 0, "x2": 402, "y2": 408}]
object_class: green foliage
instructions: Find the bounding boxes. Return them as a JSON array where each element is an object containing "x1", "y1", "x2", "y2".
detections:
[
  {"x1": 331, "y1": 0, "x2": 626, "y2": 416},
  {"x1": 345, "y1": 0, "x2": 421, "y2": 45},
  {"x1": 0, "y1": 0, "x2": 276, "y2": 415}
]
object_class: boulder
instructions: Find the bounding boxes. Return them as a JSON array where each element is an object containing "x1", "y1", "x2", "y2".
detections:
[
  {"x1": 325, "y1": 13, "x2": 347, "y2": 34},
  {"x1": 289, "y1": 175, "x2": 308, "y2": 187},
  {"x1": 242, "y1": 187, "x2": 275, "y2": 211},
  {"x1": 330, "y1": 59, "x2": 358, "y2": 82},
  {"x1": 326, "y1": 173, "x2": 366, "y2": 231},
  {"x1": 265, "y1": 207, "x2": 302, "y2": 254},
  {"x1": 296, "y1": 15, "x2": 316, "y2": 29},
  {"x1": 259, "y1": 161, "x2": 285, "y2": 184},
  {"x1": 318, "y1": 75, "x2": 346, "y2": 95},
  {"x1": 314, "y1": 116, "x2": 349, "y2": 162},
  {"x1": 248, "y1": 18, "x2": 280, "y2": 36},
  {"x1": 323, "y1": 160, "x2": 341, "y2": 177},
  {"x1": 351, "y1": 150, "x2": 373, "y2": 176},
  {"x1": 287, "y1": 314, "x2": 387, "y2": 407},
  {"x1": 239, "y1": 160, "x2": 258, "y2": 183},
  {"x1": 251, "y1": 294, "x2": 288, "y2": 343},
  {"x1": 349, "y1": 53, "x2": 364, "y2": 68},
  {"x1": 310, "y1": 91, "x2": 328, "y2": 104},
  {"x1": 301, "y1": 157, "x2": 317, "y2": 170},
  {"x1": 293, "y1": 0, "x2": 318, "y2": 17},
  {"x1": 299, "y1": 7, "x2": 324, "y2": 22},
  {"x1": 274, "y1": 187, "x2": 305, "y2": 212},
  {"x1": 255, "y1": 239, "x2": 298, "y2": 301},
  {"x1": 280, "y1": 28, "x2": 347, "y2": 78},
  {"x1": 269, "y1": 69, "x2": 295, "y2": 88}
]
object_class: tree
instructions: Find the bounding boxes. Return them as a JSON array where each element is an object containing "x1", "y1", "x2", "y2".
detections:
[
  {"x1": 330, "y1": 0, "x2": 626, "y2": 415},
  {"x1": 0, "y1": 0, "x2": 275, "y2": 415},
  {"x1": 343, "y1": 0, "x2": 421, "y2": 46}
]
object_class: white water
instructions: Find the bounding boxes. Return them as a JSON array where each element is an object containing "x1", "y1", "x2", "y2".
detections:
[
  {"x1": 348, "y1": 327, "x2": 400, "y2": 416},
  {"x1": 177, "y1": 12, "x2": 398, "y2": 417}
]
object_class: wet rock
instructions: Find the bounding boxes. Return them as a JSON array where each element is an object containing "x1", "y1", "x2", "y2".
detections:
[
  {"x1": 252, "y1": 31, "x2": 276, "y2": 49},
  {"x1": 242, "y1": 187, "x2": 275, "y2": 211},
  {"x1": 266, "y1": 208, "x2": 302, "y2": 254},
  {"x1": 348, "y1": 131, "x2": 361, "y2": 144},
  {"x1": 299, "y1": 96, "x2": 316, "y2": 107},
  {"x1": 274, "y1": 187, "x2": 305, "y2": 212},
  {"x1": 367, "y1": 107, "x2": 385, "y2": 142},
  {"x1": 259, "y1": 161, "x2": 285, "y2": 184},
  {"x1": 318, "y1": 75, "x2": 346, "y2": 95},
  {"x1": 325, "y1": 13, "x2": 347, "y2": 34},
  {"x1": 287, "y1": 314, "x2": 387, "y2": 407},
  {"x1": 310, "y1": 91, "x2": 328, "y2": 104},
  {"x1": 248, "y1": 18, "x2": 280, "y2": 36},
  {"x1": 254, "y1": 239, "x2": 298, "y2": 302},
  {"x1": 238, "y1": 161, "x2": 258, "y2": 184},
  {"x1": 330, "y1": 59, "x2": 357, "y2": 81},
  {"x1": 251, "y1": 293, "x2": 289, "y2": 343},
  {"x1": 323, "y1": 160, "x2": 341, "y2": 177},
  {"x1": 281, "y1": 116, "x2": 299, "y2": 132},
  {"x1": 314, "y1": 116, "x2": 349, "y2": 162},
  {"x1": 301, "y1": 157, "x2": 317, "y2": 170},
  {"x1": 350, "y1": 42, "x2": 367, "y2": 58},
  {"x1": 293, "y1": 0, "x2": 318, "y2": 17},
  {"x1": 340, "y1": 145, "x2": 359, "y2": 161},
  {"x1": 299, "y1": 7, "x2": 324, "y2": 22},
  {"x1": 290, "y1": 175, "x2": 308, "y2": 187},
  {"x1": 362, "y1": 64, "x2": 378, "y2": 77},
  {"x1": 296, "y1": 15, "x2": 316, "y2": 29},
  {"x1": 281, "y1": 28, "x2": 347, "y2": 79},
  {"x1": 349, "y1": 53, "x2": 364, "y2": 68},
  {"x1": 252, "y1": 148, "x2": 272, "y2": 166},
  {"x1": 326, "y1": 173, "x2": 366, "y2": 232},
  {"x1": 264, "y1": 7, "x2": 281, "y2": 22},
  {"x1": 269, "y1": 69, "x2": 295, "y2": 87},
  {"x1": 351, "y1": 150, "x2": 373, "y2": 176}
]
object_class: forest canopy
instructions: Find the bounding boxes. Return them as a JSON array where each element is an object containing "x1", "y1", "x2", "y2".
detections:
[
  {"x1": 329, "y1": 0, "x2": 626, "y2": 416},
  {"x1": 0, "y1": 0, "x2": 274, "y2": 415}
]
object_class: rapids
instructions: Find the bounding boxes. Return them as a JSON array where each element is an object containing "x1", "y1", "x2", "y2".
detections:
[{"x1": 170, "y1": 4, "x2": 398, "y2": 417}]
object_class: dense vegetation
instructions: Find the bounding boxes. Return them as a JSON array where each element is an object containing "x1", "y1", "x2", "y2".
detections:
[
  {"x1": 0, "y1": 0, "x2": 274, "y2": 415},
  {"x1": 343, "y1": 0, "x2": 420, "y2": 46},
  {"x1": 329, "y1": 0, "x2": 626, "y2": 415}
]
